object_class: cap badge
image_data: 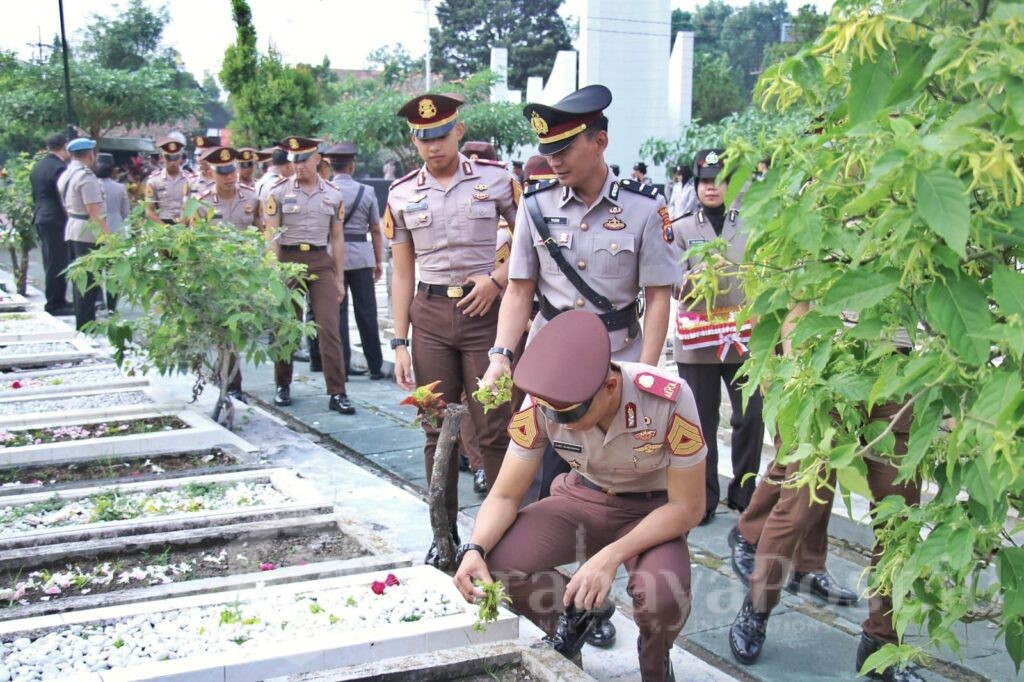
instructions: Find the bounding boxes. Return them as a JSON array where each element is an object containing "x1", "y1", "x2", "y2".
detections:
[
  {"x1": 418, "y1": 98, "x2": 437, "y2": 119},
  {"x1": 288, "y1": 138, "x2": 299, "y2": 150},
  {"x1": 531, "y1": 112, "x2": 549, "y2": 135},
  {"x1": 603, "y1": 217, "x2": 626, "y2": 231},
  {"x1": 220, "y1": 149, "x2": 230, "y2": 161},
  {"x1": 705, "y1": 151, "x2": 720, "y2": 165}
]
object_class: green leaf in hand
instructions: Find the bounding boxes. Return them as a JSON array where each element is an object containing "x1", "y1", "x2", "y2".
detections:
[
  {"x1": 471, "y1": 579, "x2": 512, "y2": 632},
  {"x1": 472, "y1": 374, "x2": 514, "y2": 413}
]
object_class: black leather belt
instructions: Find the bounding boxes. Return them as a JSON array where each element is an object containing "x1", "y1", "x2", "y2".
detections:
[
  {"x1": 540, "y1": 296, "x2": 641, "y2": 336},
  {"x1": 418, "y1": 282, "x2": 475, "y2": 298},
  {"x1": 343, "y1": 233, "x2": 368, "y2": 242},
  {"x1": 67, "y1": 212, "x2": 89, "y2": 220},
  {"x1": 280, "y1": 243, "x2": 327, "y2": 251},
  {"x1": 574, "y1": 473, "x2": 666, "y2": 500}
]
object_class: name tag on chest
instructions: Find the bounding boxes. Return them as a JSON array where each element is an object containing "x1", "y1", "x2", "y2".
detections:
[
  {"x1": 544, "y1": 216, "x2": 567, "y2": 225},
  {"x1": 552, "y1": 441, "x2": 583, "y2": 453}
]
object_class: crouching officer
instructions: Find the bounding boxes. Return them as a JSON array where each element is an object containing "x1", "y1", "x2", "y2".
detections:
[
  {"x1": 263, "y1": 136, "x2": 355, "y2": 415},
  {"x1": 454, "y1": 310, "x2": 707, "y2": 682}
]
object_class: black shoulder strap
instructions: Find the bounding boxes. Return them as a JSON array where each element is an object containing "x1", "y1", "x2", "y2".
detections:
[
  {"x1": 343, "y1": 185, "x2": 366, "y2": 227},
  {"x1": 524, "y1": 193, "x2": 613, "y2": 311}
]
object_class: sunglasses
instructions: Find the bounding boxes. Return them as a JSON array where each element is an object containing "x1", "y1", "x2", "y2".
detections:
[{"x1": 533, "y1": 395, "x2": 593, "y2": 424}]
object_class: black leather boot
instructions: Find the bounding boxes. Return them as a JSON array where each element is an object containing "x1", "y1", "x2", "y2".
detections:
[
  {"x1": 728, "y1": 594, "x2": 769, "y2": 665},
  {"x1": 786, "y1": 570, "x2": 859, "y2": 606},
  {"x1": 543, "y1": 605, "x2": 600, "y2": 661},
  {"x1": 274, "y1": 385, "x2": 291, "y2": 406},
  {"x1": 328, "y1": 393, "x2": 356, "y2": 415},
  {"x1": 855, "y1": 633, "x2": 925, "y2": 681},
  {"x1": 424, "y1": 521, "x2": 460, "y2": 567},
  {"x1": 584, "y1": 600, "x2": 616, "y2": 648},
  {"x1": 728, "y1": 524, "x2": 757, "y2": 586}
]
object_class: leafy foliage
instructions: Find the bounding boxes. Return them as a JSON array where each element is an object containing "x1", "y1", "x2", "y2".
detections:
[
  {"x1": 472, "y1": 579, "x2": 512, "y2": 632},
  {"x1": 683, "y1": 0, "x2": 1024, "y2": 672},
  {"x1": 67, "y1": 205, "x2": 312, "y2": 428},
  {"x1": 692, "y1": 52, "x2": 746, "y2": 124},
  {"x1": 0, "y1": 153, "x2": 40, "y2": 294},
  {"x1": 430, "y1": 0, "x2": 572, "y2": 91}
]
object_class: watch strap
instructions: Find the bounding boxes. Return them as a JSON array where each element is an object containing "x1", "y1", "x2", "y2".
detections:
[
  {"x1": 488, "y1": 346, "x2": 515, "y2": 362},
  {"x1": 455, "y1": 542, "x2": 486, "y2": 564}
]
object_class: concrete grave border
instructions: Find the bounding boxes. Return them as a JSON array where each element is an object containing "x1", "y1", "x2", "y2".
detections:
[
  {"x1": 0, "y1": 406, "x2": 257, "y2": 466},
  {"x1": 0, "y1": 468, "x2": 327, "y2": 550},
  {"x1": 0, "y1": 337, "x2": 99, "y2": 369},
  {"x1": 0, "y1": 565, "x2": 519, "y2": 682},
  {"x1": 0, "y1": 292, "x2": 30, "y2": 312},
  {"x1": 0, "y1": 385, "x2": 170, "y2": 422},
  {"x1": 0, "y1": 363, "x2": 148, "y2": 398},
  {"x1": 0, "y1": 311, "x2": 77, "y2": 343}
]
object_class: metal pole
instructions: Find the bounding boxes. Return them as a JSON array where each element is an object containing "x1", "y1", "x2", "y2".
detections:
[
  {"x1": 58, "y1": 0, "x2": 75, "y2": 140},
  {"x1": 424, "y1": 0, "x2": 431, "y2": 91}
]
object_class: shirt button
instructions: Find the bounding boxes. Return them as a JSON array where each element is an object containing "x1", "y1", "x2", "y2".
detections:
[
  {"x1": 610, "y1": 243, "x2": 618, "y2": 251},
  {"x1": 580, "y1": 222, "x2": 589, "y2": 231},
  {"x1": 575, "y1": 298, "x2": 585, "y2": 308},
  {"x1": 577, "y1": 261, "x2": 587, "y2": 270}
]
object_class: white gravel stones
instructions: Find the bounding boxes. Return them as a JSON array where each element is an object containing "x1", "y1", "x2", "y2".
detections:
[
  {"x1": 0, "y1": 578, "x2": 463, "y2": 679},
  {"x1": 0, "y1": 315, "x2": 60, "y2": 334},
  {"x1": 0, "y1": 342, "x2": 78, "y2": 357},
  {"x1": 0, "y1": 481, "x2": 291, "y2": 536},
  {"x1": 0, "y1": 391, "x2": 154, "y2": 416},
  {"x1": 0, "y1": 366, "x2": 126, "y2": 393}
]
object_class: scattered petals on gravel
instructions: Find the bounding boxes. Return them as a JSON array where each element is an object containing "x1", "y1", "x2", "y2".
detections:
[{"x1": 0, "y1": 367, "x2": 126, "y2": 393}]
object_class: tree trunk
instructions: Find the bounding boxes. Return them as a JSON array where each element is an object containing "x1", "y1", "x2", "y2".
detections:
[
  {"x1": 428, "y1": 403, "x2": 467, "y2": 572},
  {"x1": 16, "y1": 245, "x2": 29, "y2": 296},
  {"x1": 211, "y1": 348, "x2": 237, "y2": 430}
]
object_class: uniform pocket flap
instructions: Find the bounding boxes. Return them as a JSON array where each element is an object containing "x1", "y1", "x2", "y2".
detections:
[
  {"x1": 405, "y1": 210, "x2": 433, "y2": 229},
  {"x1": 467, "y1": 200, "x2": 497, "y2": 219},
  {"x1": 594, "y1": 235, "x2": 635, "y2": 256}
]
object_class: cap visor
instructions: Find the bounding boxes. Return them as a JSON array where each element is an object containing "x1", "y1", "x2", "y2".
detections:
[
  {"x1": 412, "y1": 120, "x2": 457, "y2": 140},
  {"x1": 537, "y1": 134, "x2": 580, "y2": 156}
]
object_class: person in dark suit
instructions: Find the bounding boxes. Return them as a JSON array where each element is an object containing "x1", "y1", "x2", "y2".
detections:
[{"x1": 29, "y1": 133, "x2": 72, "y2": 314}]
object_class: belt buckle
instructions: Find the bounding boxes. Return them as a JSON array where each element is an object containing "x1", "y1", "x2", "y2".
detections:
[
  {"x1": 446, "y1": 285, "x2": 464, "y2": 298},
  {"x1": 299, "y1": 243, "x2": 310, "y2": 252}
]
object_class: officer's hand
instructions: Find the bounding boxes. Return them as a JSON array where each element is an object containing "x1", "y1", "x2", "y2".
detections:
[
  {"x1": 394, "y1": 347, "x2": 415, "y2": 391},
  {"x1": 456, "y1": 274, "x2": 500, "y2": 317},
  {"x1": 480, "y1": 357, "x2": 511, "y2": 390},
  {"x1": 564, "y1": 552, "x2": 617, "y2": 611},
  {"x1": 454, "y1": 551, "x2": 493, "y2": 603},
  {"x1": 336, "y1": 277, "x2": 346, "y2": 303},
  {"x1": 372, "y1": 264, "x2": 383, "y2": 283}
]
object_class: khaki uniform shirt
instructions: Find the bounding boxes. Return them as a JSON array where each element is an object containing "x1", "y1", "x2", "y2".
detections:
[
  {"x1": 332, "y1": 173, "x2": 380, "y2": 271},
  {"x1": 255, "y1": 169, "x2": 282, "y2": 202},
  {"x1": 144, "y1": 169, "x2": 189, "y2": 221},
  {"x1": 264, "y1": 177, "x2": 344, "y2": 246},
  {"x1": 507, "y1": 362, "x2": 707, "y2": 493},
  {"x1": 57, "y1": 160, "x2": 106, "y2": 243},
  {"x1": 195, "y1": 186, "x2": 259, "y2": 229},
  {"x1": 508, "y1": 170, "x2": 681, "y2": 358},
  {"x1": 385, "y1": 155, "x2": 520, "y2": 285},
  {"x1": 674, "y1": 206, "x2": 749, "y2": 364},
  {"x1": 190, "y1": 174, "x2": 214, "y2": 199}
]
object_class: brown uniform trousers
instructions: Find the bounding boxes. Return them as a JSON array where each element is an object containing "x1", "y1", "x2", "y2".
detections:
[
  {"x1": 488, "y1": 472, "x2": 691, "y2": 682},
  {"x1": 747, "y1": 402, "x2": 919, "y2": 644},
  {"x1": 274, "y1": 249, "x2": 347, "y2": 395},
  {"x1": 409, "y1": 290, "x2": 511, "y2": 520}
]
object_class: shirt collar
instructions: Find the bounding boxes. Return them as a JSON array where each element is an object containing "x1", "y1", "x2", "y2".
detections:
[{"x1": 558, "y1": 165, "x2": 619, "y2": 209}]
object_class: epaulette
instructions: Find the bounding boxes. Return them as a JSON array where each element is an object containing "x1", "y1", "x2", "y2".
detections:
[
  {"x1": 390, "y1": 169, "x2": 419, "y2": 190},
  {"x1": 270, "y1": 176, "x2": 289, "y2": 190},
  {"x1": 473, "y1": 158, "x2": 508, "y2": 169},
  {"x1": 618, "y1": 178, "x2": 659, "y2": 199},
  {"x1": 634, "y1": 372, "x2": 682, "y2": 401},
  {"x1": 523, "y1": 178, "x2": 558, "y2": 197},
  {"x1": 323, "y1": 178, "x2": 339, "y2": 190},
  {"x1": 238, "y1": 183, "x2": 255, "y2": 192}
]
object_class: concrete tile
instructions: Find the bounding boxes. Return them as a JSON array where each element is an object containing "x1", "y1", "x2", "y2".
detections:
[
  {"x1": 323, "y1": 632, "x2": 427, "y2": 667},
  {"x1": 332, "y1": 426, "x2": 424, "y2": 454},
  {"x1": 304, "y1": 411, "x2": 402, "y2": 434},
  {"x1": 223, "y1": 646, "x2": 324, "y2": 681}
]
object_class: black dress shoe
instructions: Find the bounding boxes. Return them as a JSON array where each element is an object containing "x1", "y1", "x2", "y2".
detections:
[
  {"x1": 309, "y1": 358, "x2": 322, "y2": 372},
  {"x1": 473, "y1": 469, "x2": 488, "y2": 494},
  {"x1": 584, "y1": 600, "x2": 616, "y2": 648},
  {"x1": 424, "y1": 521, "x2": 460, "y2": 567},
  {"x1": 786, "y1": 570, "x2": 859, "y2": 606},
  {"x1": 328, "y1": 393, "x2": 356, "y2": 414},
  {"x1": 544, "y1": 605, "x2": 602, "y2": 660},
  {"x1": 47, "y1": 304, "x2": 75, "y2": 316},
  {"x1": 274, "y1": 386, "x2": 292, "y2": 406},
  {"x1": 346, "y1": 367, "x2": 367, "y2": 376},
  {"x1": 369, "y1": 372, "x2": 385, "y2": 380},
  {"x1": 856, "y1": 632, "x2": 925, "y2": 681},
  {"x1": 637, "y1": 634, "x2": 675, "y2": 682},
  {"x1": 699, "y1": 508, "x2": 716, "y2": 526},
  {"x1": 728, "y1": 594, "x2": 769, "y2": 665},
  {"x1": 227, "y1": 389, "x2": 248, "y2": 404},
  {"x1": 728, "y1": 524, "x2": 757, "y2": 586}
]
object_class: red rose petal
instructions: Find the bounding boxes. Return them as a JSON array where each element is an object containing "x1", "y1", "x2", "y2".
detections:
[
  {"x1": 371, "y1": 581, "x2": 386, "y2": 595},
  {"x1": 385, "y1": 573, "x2": 399, "y2": 586},
  {"x1": 259, "y1": 562, "x2": 276, "y2": 571}
]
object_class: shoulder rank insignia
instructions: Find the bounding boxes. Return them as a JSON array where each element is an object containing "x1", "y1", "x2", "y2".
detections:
[
  {"x1": 658, "y1": 206, "x2": 674, "y2": 243},
  {"x1": 382, "y1": 204, "x2": 395, "y2": 239},
  {"x1": 635, "y1": 372, "x2": 681, "y2": 401},
  {"x1": 512, "y1": 178, "x2": 522, "y2": 207},
  {"x1": 389, "y1": 168, "x2": 419, "y2": 190},
  {"x1": 523, "y1": 178, "x2": 558, "y2": 197},
  {"x1": 667, "y1": 413, "x2": 704, "y2": 457},
  {"x1": 495, "y1": 241, "x2": 511, "y2": 265},
  {"x1": 263, "y1": 195, "x2": 278, "y2": 217},
  {"x1": 618, "y1": 178, "x2": 659, "y2": 199},
  {"x1": 144, "y1": 183, "x2": 155, "y2": 199},
  {"x1": 508, "y1": 405, "x2": 541, "y2": 449},
  {"x1": 473, "y1": 158, "x2": 507, "y2": 168},
  {"x1": 336, "y1": 201, "x2": 345, "y2": 222}
]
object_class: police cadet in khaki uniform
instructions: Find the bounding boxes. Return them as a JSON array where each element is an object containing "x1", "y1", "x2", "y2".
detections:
[
  {"x1": 57, "y1": 138, "x2": 112, "y2": 330},
  {"x1": 236, "y1": 148, "x2": 260, "y2": 187},
  {"x1": 454, "y1": 310, "x2": 707, "y2": 682},
  {"x1": 190, "y1": 136, "x2": 218, "y2": 198},
  {"x1": 191, "y1": 146, "x2": 259, "y2": 402},
  {"x1": 673, "y1": 149, "x2": 764, "y2": 525},
  {"x1": 263, "y1": 136, "x2": 355, "y2": 415},
  {"x1": 145, "y1": 137, "x2": 190, "y2": 224},
  {"x1": 385, "y1": 93, "x2": 519, "y2": 565}
]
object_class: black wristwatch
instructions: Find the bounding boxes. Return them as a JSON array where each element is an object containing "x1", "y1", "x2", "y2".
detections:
[
  {"x1": 390, "y1": 338, "x2": 410, "y2": 349},
  {"x1": 488, "y1": 346, "x2": 515, "y2": 362},
  {"x1": 455, "y1": 542, "x2": 487, "y2": 565}
]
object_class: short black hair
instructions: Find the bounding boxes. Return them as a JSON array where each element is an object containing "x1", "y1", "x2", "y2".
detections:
[
  {"x1": 45, "y1": 133, "x2": 66, "y2": 151},
  {"x1": 330, "y1": 158, "x2": 354, "y2": 173},
  {"x1": 271, "y1": 149, "x2": 289, "y2": 166},
  {"x1": 95, "y1": 163, "x2": 114, "y2": 179},
  {"x1": 583, "y1": 115, "x2": 609, "y2": 138},
  {"x1": 70, "y1": 149, "x2": 92, "y2": 160}
]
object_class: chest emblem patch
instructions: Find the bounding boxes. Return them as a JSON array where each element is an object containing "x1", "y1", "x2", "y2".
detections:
[
  {"x1": 474, "y1": 192, "x2": 489, "y2": 201},
  {"x1": 634, "y1": 429, "x2": 657, "y2": 442},
  {"x1": 474, "y1": 183, "x2": 488, "y2": 192},
  {"x1": 603, "y1": 217, "x2": 626, "y2": 230},
  {"x1": 624, "y1": 402, "x2": 637, "y2": 429},
  {"x1": 608, "y1": 206, "x2": 623, "y2": 215},
  {"x1": 633, "y1": 442, "x2": 663, "y2": 454}
]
